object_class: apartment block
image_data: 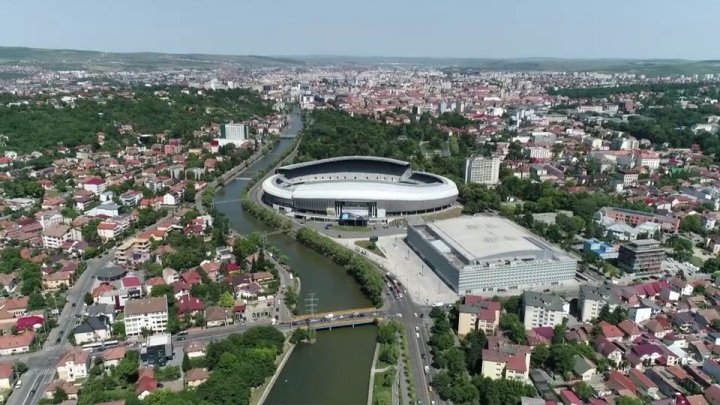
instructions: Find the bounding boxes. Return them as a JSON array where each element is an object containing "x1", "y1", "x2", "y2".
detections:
[
  {"x1": 521, "y1": 291, "x2": 567, "y2": 330},
  {"x1": 457, "y1": 296, "x2": 501, "y2": 337},
  {"x1": 464, "y1": 156, "x2": 500, "y2": 186},
  {"x1": 578, "y1": 285, "x2": 620, "y2": 323},
  {"x1": 124, "y1": 296, "x2": 169, "y2": 336},
  {"x1": 617, "y1": 239, "x2": 665, "y2": 275}
]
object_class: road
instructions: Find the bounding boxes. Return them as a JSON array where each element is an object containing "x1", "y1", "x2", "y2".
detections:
[{"x1": 8, "y1": 250, "x2": 116, "y2": 404}]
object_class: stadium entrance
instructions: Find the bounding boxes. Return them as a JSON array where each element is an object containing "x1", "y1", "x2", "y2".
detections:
[{"x1": 335, "y1": 201, "x2": 378, "y2": 218}]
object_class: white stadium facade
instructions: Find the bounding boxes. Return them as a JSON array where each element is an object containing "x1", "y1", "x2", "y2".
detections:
[{"x1": 261, "y1": 156, "x2": 458, "y2": 220}]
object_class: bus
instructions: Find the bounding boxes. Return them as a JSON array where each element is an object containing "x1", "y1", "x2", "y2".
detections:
[{"x1": 82, "y1": 340, "x2": 120, "y2": 352}]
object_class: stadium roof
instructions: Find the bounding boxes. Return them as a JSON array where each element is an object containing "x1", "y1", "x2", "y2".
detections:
[
  {"x1": 280, "y1": 156, "x2": 409, "y2": 171},
  {"x1": 263, "y1": 177, "x2": 457, "y2": 202}
]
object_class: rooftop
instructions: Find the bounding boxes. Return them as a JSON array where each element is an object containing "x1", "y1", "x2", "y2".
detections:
[
  {"x1": 417, "y1": 215, "x2": 570, "y2": 266},
  {"x1": 125, "y1": 296, "x2": 168, "y2": 316}
]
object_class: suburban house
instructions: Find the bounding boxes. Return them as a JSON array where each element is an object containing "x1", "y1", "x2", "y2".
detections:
[
  {"x1": 72, "y1": 316, "x2": 111, "y2": 345},
  {"x1": 0, "y1": 332, "x2": 34, "y2": 356},
  {"x1": 42, "y1": 224, "x2": 72, "y2": 249},
  {"x1": 185, "y1": 368, "x2": 210, "y2": 388},
  {"x1": 457, "y1": 296, "x2": 502, "y2": 337},
  {"x1": 56, "y1": 349, "x2": 90, "y2": 382}
]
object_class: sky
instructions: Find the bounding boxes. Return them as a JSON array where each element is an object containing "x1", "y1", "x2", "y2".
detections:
[{"x1": 1, "y1": 0, "x2": 717, "y2": 60}]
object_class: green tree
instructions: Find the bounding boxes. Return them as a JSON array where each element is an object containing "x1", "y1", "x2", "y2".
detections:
[
  {"x1": 182, "y1": 353, "x2": 192, "y2": 372},
  {"x1": 53, "y1": 387, "x2": 68, "y2": 403},
  {"x1": 616, "y1": 396, "x2": 645, "y2": 405},
  {"x1": 84, "y1": 292, "x2": 94, "y2": 306},
  {"x1": 574, "y1": 381, "x2": 594, "y2": 401},
  {"x1": 218, "y1": 291, "x2": 235, "y2": 308},
  {"x1": 680, "y1": 215, "x2": 704, "y2": 234},
  {"x1": 112, "y1": 322, "x2": 125, "y2": 338},
  {"x1": 14, "y1": 361, "x2": 28, "y2": 375},
  {"x1": 499, "y1": 313, "x2": 527, "y2": 344}
]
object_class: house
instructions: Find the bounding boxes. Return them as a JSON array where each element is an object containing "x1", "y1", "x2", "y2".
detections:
[
  {"x1": 86, "y1": 303, "x2": 115, "y2": 324},
  {"x1": 42, "y1": 224, "x2": 72, "y2": 249},
  {"x1": 481, "y1": 342, "x2": 532, "y2": 383},
  {"x1": 120, "y1": 190, "x2": 142, "y2": 206},
  {"x1": 162, "y1": 192, "x2": 181, "y2": 206},
  {"x1": 88, "y1": 203, "x2": 120, "y2": 218},
  {"x1": 185, "y1": 368, "x2": 210, "y2": 388},
  {"x1": 56, "y1": 349, "x2": 90, "y2": 382},
  {"x1": 458, "y1": 296, "x2": 502, "y2": 337},
  {"x1": 97, "y1": 222, "x2": 121, "y2": 241},
  {"x1": 177, "y1": 296, "x2": 204, "y2": 318},
  {"x1": 629, "y1": 368, "x2": 660, "y2": 399},
  {"x1": 618, "y1": 319, "x2": 642, "y2": 342},
  {"x1": 124, "y1": 296, "x2": 169, "y2": 336},
  {"x1": 144, "y1": 277, "x2": 165, "y2": 296},
  {"x1": 670, "y1": 277, "x2": 694, "y2": 297},
  {"x1": 560, "y1": 389, "x2": 583, "y2": 405},
  {"x1": 0, "y1": 362, "x2": 14, "y2": 389},
  {"x1": 594, "y1": 336, "x2": 624, "y2": 367},
  {"x1": 72, "y1": 316, "x2": 111, "y2": 345},
  {"x1": 0, "y1": 332, "x2": 34, "y2": 356},
  {"x1": 16, "y1": 315, "x2": 44, "y2": 332},
  {"x1": 205, "y1": 306, "x2": 231, "y2": 328},
  {"x1": 43, "y1": 380, "x2": 79, "y2": 401},
  {"x1": 184, "y1": 341, "x2": 207, "y2": 359},
  {"x1": 42, "y1": 270, "x2": 73, "y2": 291},
  {"x1": 573, "y1": 355, "x2": 597, "y2": 381},
  {"x1": 3, "y1": 297, "x2": 29, "y2": 317},
  {"x1": 162, "y1": 268, "x2": 179, "y2": 285},
  {"x1": 136, "y1": 367, "x2": 158, "y2": 400},
  {"x1": 101, "y1": 346, "x2": 126, "y2": 372},
  {"x1": 607, "y1": 370, "x2": 637, "y2": 395},
  {"x1": 598, "y1": 321, "x2": 625, "y2": 342}
]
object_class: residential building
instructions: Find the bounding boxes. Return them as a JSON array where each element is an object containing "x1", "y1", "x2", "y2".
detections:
[
  {"x1": 0, "y1": 362, "x2": 14, "y2": 389},
  {"x1": 124, "y1": 296, "x2": 169, "y2": 336},
  {"x1": 217, "y1": 123, "x2": 250, "y2": 147},
  {"x1": 595, "y1": 207, "x2": 679, "y2": 233},
  {"x1": 617, "y1": 239, "x2": 665, "y2": 275},
  {"x1": 464, "y1": 156, "x2": 500, "y2": 186},
  {"x1": 140, "y1": 334, "x2": 173, "y2": 366},
  {"x1": 72, "y1": 316, "x2": 111, "y2": 345},
  {"x1": 573, "y1": 355, "x2": 597, "y2": 381},
  {"x1": 481, "y1": 345, "x2": 531, "y2": 383},
  {"x1": 205, "y1": 306, "x2": 231, "y2": 328},
  {"x1": 42, "y1": 224, "x2": 72, "y2": 249},
  {"x1": 521, "y1": 291, "x2": 567, "y2": 329},
  {"x1": 457, "y1": 296, "x2": 501, "y2": 337},
  {"x1": 185, "y1": 368, "x2": 210, "y2": 388},
  {"x1": 578, "y1": 285, "x2": 620, "y2": 322},
  {"x1": 82, "y1": 177, "x2": 106, "y2": 195},
  {"x1": 0, "y1": 332, "x2": 34, "y2": 356},
  {"x1": 56, "y1": 349, "x2": 90, "y2": 382}
]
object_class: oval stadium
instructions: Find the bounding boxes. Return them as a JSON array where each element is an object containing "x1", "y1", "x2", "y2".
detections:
[{"x1": 261, "y1": 156, "x2": 458, "y2": 220}]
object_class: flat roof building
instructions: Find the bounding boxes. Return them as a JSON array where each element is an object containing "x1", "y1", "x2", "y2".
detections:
[
  {"x1": 407, "y1": 215, "x2": 577, "y2": 294},
  {"x1": 464, "y1": 156, "x2": 500, "y2": 186},
  {"x1": 617, "y1": 239, "x2": 665, "y2": 275}
]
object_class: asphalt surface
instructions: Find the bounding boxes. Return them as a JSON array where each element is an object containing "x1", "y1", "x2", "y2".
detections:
[{"x1": 8, "y1": 250, "x2": 116, "y2": 405}]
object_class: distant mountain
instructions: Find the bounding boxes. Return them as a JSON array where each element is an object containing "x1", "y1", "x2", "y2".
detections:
[
  {"x1": 1, "y1": 46, "x2": 719, "y2": 75},
  {"x1": 0, "y1": 46, "x2": 304, "y2": 71}
]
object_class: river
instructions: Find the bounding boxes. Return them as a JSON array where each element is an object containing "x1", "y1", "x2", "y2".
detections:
[{"x1": 213, "y1": 112, "x2": 376, "y2": 405}]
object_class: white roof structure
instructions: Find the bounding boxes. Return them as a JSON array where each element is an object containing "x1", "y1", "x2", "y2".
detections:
[
  {"x1": 262, "y1": 177, "x2": 457, "y2": 202},
  {"x1": 426, "y1": 215, "x2": 569, "y2": 264}
]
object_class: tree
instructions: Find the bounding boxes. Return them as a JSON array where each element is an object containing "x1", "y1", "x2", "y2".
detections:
[
  {"x1": 499, "y1": 313, "x2": 527, "y2": 344},
  {"x1": 462, "y1": 329, "x2": 486, "y2": 374},
  {"x1": 84, "y1": 292, "x2": 94, "y2": 306},
  {"x1": 616, "y1": 396, "x2": 644, "y2": 405},
  {"x1": 680, "y1": 215, "x2": 704, "y2": 234},
  {"x1": 53, "y1": 387, "x2": 68, "y2": 403},
  {"x1": 183, "y1": 182, "x2": 197, "y2": 203},
  {"x1": 702, "y1": 257, "x2": 720, "y2": 273},
  {"x1": 501, "y1": 296, "x2": 521, "y2": 315},
  {"x1": 112, "y1": 322, "x2": 126, "y2": 338},
  {"x1": 27, "y1": 291, "x2": 46, "y2": 310},
  {"x1": 574, "y1": 381, "x2": 594, "y2": 401},
  {"x1": 218, "y1": 291, "x2": 235, "y2": 308},
  {"x1": 182, "y1": 353, "x2": 192, "y2": 372},
  {"x1": 531, "y1": 345, "x2": 550, "y2": 368},
  {"x1": 14, "y1": 361, "x2": 28, "y2": 375}
]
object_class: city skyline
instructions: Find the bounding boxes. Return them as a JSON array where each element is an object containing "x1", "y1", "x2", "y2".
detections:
[{"x1": 2, "y1": 0, "x2": 719, "y2": 60}]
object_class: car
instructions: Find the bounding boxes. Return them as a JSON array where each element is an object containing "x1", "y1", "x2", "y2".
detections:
[
  {"x1": 177, "y1": 336, "x2": 186, "y2": 341},
  {"x1": 55, "y1": 337, "x2": 62, "y2": 344},
  {"x1": 177, "y1": 331, "x2": 188, "y2": 336},
  {"x1": 14, "y1": 380, "x2": 21, "y2": 389},
  {"x1": 71, "y1": 302, "x2": 76, "y2": 308},
  {"x1": 421, "y1": 353, "x2": 426, "y2": 359}
]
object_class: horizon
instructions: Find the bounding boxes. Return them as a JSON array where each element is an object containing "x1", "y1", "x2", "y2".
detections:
[
  {"x1": 2, "y1": 0, "x2": 719, "y2": 60},
  {"x1": 3, "y1": 44, "x2": 720, "y2": 63}
]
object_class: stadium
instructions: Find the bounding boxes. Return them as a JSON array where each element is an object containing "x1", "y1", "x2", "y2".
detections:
[{"x1": 261, "y1": 156, "x2": 458, "y2": 220}]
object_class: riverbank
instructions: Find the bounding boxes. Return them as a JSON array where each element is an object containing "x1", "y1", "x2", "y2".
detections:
[{"x1": 252, "y1": 340, "x2": 296, "y2": 405}]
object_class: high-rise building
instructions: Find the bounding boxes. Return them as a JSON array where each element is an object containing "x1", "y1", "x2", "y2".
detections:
[
  {"x1": 217, "y1": 123, "x2": 251, "y2": 147},
  {"x1": 464, "y1": 156, "x2": 500, "y2": 185},
  {"x1": 617, "y1": 239, "x2": 665, "y2": 275},
  {"x1": 521, "y1": 291, "x2": 568, "y2": 329}
]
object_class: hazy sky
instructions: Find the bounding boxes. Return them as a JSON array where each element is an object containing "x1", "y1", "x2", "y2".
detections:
[{"x1": 1, "y1": 0, "x2": 717, "y2": 59}]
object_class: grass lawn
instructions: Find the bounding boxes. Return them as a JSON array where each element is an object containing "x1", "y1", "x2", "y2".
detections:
[
  {"x1": 690, "y1": 256, "x2": 705, "y2": 267},
  {"x1": 422, "y1": 207, "x2": 463, "y2": 221},
  {"x1": 354, "y1": 240, "x2": 386, "y2": 258},
  {"x1": 372, "y1": 369, "x2": 394, "y2": 405},
  {"x1": 331, "y1": 225, "x2": 372, "y2": 232}
]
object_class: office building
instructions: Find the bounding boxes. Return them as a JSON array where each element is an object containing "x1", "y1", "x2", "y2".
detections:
[
  {"x1": 617, "y1": 239, "x2": 665, "y2": 275},
  {"x1": 521, "y1": 291, "x2": 568, "y2": 330},
  {"x1": 141, "y1": 334, "x2": 173, "y2": 366},
  {"x1": 124, "y1": 296, "x2": 169, "y2": 336},
  {"x1": 407, "y1": 215, "x2": 577, "y2": 294},
  {"x1": 583, "y1": 239, "x2": 619, "y2": 260},
  {"x1": 595, "y1": 207, "x2": 679, "y2": 233},
  {"x1": 464, "y1": 156, "x2": 500, "y2": 186}
]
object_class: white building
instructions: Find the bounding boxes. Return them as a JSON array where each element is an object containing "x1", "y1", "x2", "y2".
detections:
[
  {"x1": 578, "y1": 285, "x2": 620, "y2": 322},
  {"x1": 124, "y1": 297, "x2": 169, "y2": 336},
  {"x1": 42, "y1": 224, "x2": 72, "y2": 249},
  {"x1": 217, "y1": 123, "x2": 251, "y2": 147},
  {"x1": 522, "y1": 291, "x2": 568, "y2": 329},
  {"x1": 56, "y1": 349, "x2": 90, "y2": 382},
  {"x1": 524, "y1": 147, "x2": 552, "y2": 160},
  {"x1": 464, "y1": 156, "x2": 500, "y2": 186}
]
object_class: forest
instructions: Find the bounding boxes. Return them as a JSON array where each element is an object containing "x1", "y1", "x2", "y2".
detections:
[{"x1": 0, "y1": 87, "x2": 273, "y2": 152}]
